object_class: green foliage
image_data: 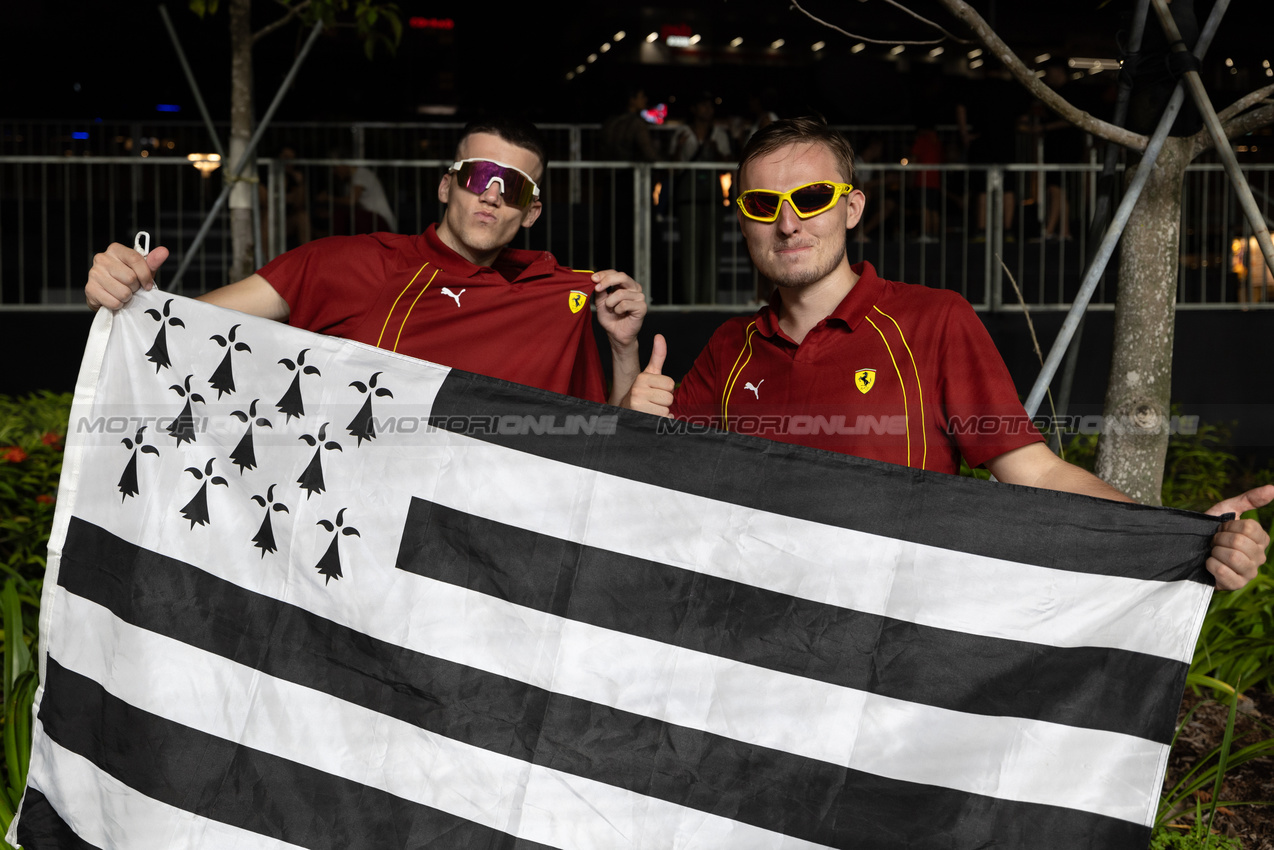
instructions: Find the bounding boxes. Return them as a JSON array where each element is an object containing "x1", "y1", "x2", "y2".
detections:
[
  {"x1": 1161, "y1": 423, "x2": 1238, "y2": 513},
  {"x1": 1154, "y1": 691, "x2": 1274, "y2": 835},
  {"x1": 1056, "y1": 415, "x2": 1274, "y2": 700},
  {"x1": 1061, "y1": 415, "x2": 1273, "y2": 525},
  {"x1": 1151, "y1": 797, "x2": 1245, "y2": 849},
  {"x1": 1189, "y1": 573, "x2": 1274, "y2": 696},
  {"x1": 188, "y1": 0, "x2": 218, "y2": 17},
  {"x1": 0, "y1": 392, "x2": 71, "y2": 843}
]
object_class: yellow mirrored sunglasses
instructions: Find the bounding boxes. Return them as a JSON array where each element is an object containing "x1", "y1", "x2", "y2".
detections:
[{"x1": 736, "y1": 181, "x2": 853, "y2": 222}]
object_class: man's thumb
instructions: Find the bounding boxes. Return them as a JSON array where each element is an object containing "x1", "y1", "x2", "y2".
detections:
[
  {"x1": 644, "y1": 334, "x2": 667, "y2": 375},
  {"x1": 147, "y1": 245, "x2": 171, "y2": 274}
]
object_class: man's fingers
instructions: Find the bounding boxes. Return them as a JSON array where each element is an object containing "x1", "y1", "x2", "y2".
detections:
[
  {"x1": 1207, "y1": 559, "x2": 1248, "y2": 592},
  {"x1": 1217, "y1": 521, "x2": 1269, "y2": 558},
  {"x1": 593, "y1": 269, "x2": 638, "y2": 289},
  {"x1": 1206, "y1": 520, "x2": 1268, "y2": 591},
  {"x1": 144, "y1": 245, "x2": 171, "y2": 285},
  {"x1": 1205, "y1": 484, "x2": 1274, "y2": 517},
  {"x1": 644, "y1": 334, "x2": 667, "y2": 375},
  {"x1": 87, "y1": 242, "x2": 166, "y2": 310},
  {"x1": 646, "y1": 387, "x2": 675, "y2": 407},
  {"x1": 604, "y1": 286, "x2": 647, "y2": 313}
]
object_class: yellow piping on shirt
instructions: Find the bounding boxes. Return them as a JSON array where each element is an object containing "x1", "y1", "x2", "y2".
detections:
[
  {"x1": 376, "y1": 263, "x2": 432, "y2": 349},
  {"x1": 392, "y1": 267, "x2": 442, "y2": 353},
  {"x1": 721, "y1": 322, "x2": 759, "y2": 431},
  {"x1": 872, "y1": 305, "x2": 927, "y2": 471},
  {"x1": 864, "y1": 314, "x2": 913, "y2": 468}
]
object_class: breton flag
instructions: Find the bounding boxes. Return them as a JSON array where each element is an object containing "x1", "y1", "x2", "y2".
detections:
[{"x1": 11, "y1": 288, "x2": 1219, "y2": 850}]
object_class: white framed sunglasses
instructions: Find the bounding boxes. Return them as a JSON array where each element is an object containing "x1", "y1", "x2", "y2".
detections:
[{"x1": 449, "y1": 158, "x2": 541, "y2": 207}]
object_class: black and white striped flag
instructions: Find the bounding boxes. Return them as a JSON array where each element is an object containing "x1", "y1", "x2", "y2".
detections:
[{"x1": 12, "y1": 289, "x2": 1218, "y2": 849}]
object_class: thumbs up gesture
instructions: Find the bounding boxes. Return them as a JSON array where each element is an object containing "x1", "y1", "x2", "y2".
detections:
[{"x1": 620, "y1": 334, "x2": 676, "y2": 417}]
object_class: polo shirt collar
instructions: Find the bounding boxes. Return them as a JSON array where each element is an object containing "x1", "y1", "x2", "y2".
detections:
[
  {"x1": 421, "y1": 223, "x2": 558, "y2": 282},
  {"x1": 754, "y1": 261, "x2": 884, "y2": 338}
]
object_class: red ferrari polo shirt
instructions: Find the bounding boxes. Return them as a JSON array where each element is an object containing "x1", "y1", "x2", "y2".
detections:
[
  {"x1": 669, "y1": 262, "x2": 1042, "y2": 473},
  {"x1": 259, "y1": 224, "x2": 606, "y2": 402}
]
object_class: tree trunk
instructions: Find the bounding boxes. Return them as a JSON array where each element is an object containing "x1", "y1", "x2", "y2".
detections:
[
  {"x1": 228, "y1": 0, "x2": 255, "y2": 282},
  {"x1": 1095, "y1": 137, "x2": 1191, "y2": 505}
]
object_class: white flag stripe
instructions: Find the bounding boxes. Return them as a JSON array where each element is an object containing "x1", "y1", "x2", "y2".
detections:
[
  {"x1": 53, "y1": 566, "x2": 1164, "y2": 826},
  {"x1": 426, "y1": 439, "x2": 1211, "y2": 663},
  {"x1": 79, "y1": 428, "x2": 1204, "y2": 669},
  {"x1": 381, "y1": 570, "x2": 1168, "y2": 825},
  {"x1": 62, "y1": 313, "x2": 1205, "y2": 666},
  {"x1": 26, "y1": 733, "x2": 310, "y2": 850},
  {"x1": 49, "y1": 591, "x2": 833, "y2": 850}
]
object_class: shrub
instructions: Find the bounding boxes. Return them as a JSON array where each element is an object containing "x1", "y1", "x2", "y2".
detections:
[{"x1": 0, "y1": 391, "x2": 72, "y2": 840}]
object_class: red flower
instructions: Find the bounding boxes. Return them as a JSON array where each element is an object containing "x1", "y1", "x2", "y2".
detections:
[
  {"x1": 1, "y1": 446, "x2": 27, "y2": 463},
  {"x1": 41, "y1": 432, "x2": 63, "y2": 448},
  {"x1": 36, "y1": 494, "x2": 55, "y2": 505}
]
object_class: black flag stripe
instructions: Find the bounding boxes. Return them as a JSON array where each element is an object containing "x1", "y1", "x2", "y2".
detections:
[
  {"x1": 50, "y1": 517, "x2": 1150, "y2": 850},
  {"x1": 15, "y1": 787, "x2": 106, "y2": 850},
  {"x1": 427, "y1": 371, "x2": 1217, "y2": 582},
  {"x1": 394, "y1": 497, "x2": 1186, "y2": 743},
  {"x1": 36, "y1": 659, "x2": 558, "y2": 850}
]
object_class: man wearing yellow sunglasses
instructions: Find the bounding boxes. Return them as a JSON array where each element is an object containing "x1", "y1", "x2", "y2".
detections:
[
  {"x1": 622, "y1": 116, "x2": 1268, "y2": 590},
  {"x1": 84, "y1": 118, "x2": 647, "y2": 406}
]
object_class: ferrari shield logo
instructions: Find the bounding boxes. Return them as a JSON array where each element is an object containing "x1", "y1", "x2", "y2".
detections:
[
  {"x1": 854, "y1": 369, "x2": 876, "y2": 394},
  {"x1": 568, "y1": 291, "x2": 588, "y2": 314}
]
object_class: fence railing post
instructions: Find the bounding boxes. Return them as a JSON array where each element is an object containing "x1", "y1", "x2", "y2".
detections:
[
  {"x1": 634, "y1": 164, "x2": 652, "y2": 298},
  {"x1": 988, "y1": 166, "x2": 1004, "y2": 312}
]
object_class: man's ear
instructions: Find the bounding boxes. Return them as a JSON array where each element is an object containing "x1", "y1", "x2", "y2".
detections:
[
  {"x1": 844, "y1": 188, "x2": 867, "y2": 230},
  {"x1": 520, "y1": 199, "x2": 543, "y2": 229},
  {"x1": 438, "y1": 173, "x2": 451, "y2": 205}
]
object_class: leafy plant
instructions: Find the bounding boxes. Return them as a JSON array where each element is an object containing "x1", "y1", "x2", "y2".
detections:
[
  {"x1": 1151, "y1": 796, "x2": 1245, "y2": 849},
  {"x1": 1156, "y1": 687, "x2": 1274, "y2": 822},
  {"x1": 1189, "y1": 573, "x2": 1274, "y2": 696},
  {"x1": 0, "y1": 391, "x2": 71, "y2": 842}
]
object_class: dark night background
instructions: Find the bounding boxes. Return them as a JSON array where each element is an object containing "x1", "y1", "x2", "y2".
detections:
[
  {"x1": 2, "y1": 1, "x2": 1272, "y2": 457},
  {"x1": 4, "y1": 0, "x2": 1267, "y2": 127}
]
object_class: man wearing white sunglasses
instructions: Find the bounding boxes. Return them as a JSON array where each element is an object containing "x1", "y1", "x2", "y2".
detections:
[
  {"x1": 622, "y1": 116, "x2": 1270, "y2": 591},
  {"x1": 84, "y1": 118, "x2": 647, "y2": 405}
]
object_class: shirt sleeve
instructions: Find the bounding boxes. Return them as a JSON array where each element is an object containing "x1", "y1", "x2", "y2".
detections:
[
  {"x1": 257, "y1": 237, "x2": 372, "y2": 339},
  {"x1": 935, "y1": 296, "x2": 1044, "y2": 468}
]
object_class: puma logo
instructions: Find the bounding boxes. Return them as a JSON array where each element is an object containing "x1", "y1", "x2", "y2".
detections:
[
  {"x1": 441, "y1": 287, "x2": 465, "y2": 307},
  {"x1": 744, "y1": 379, "x2": 764, "y2": 399}
]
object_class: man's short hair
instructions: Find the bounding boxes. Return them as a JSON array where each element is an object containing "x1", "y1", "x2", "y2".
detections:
[
  {"x1": 738, "y1": 116, "x2": 856, "y2": 186},
  {"x1": 455, "y1": 117, "x2": 549, "y2": 180}
]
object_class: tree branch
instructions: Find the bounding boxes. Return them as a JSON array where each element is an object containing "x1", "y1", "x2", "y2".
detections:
[
  {"x1": 1188, "y1": 87, "x2": 1274, "y2": 158},
  {"x1": 876, "y1": 0, "x2": 971, "y2": 44},
  {"x1": 933, "y1": 0, "x2": 1150, "y2": 152},
  {"x1": 253, "y1": 0, "x2": 313, "y2": 43},
  {"x1": 1228, "y1": 103, "x2": 1274, "y2": 140},
  {"x1": 1215, "y1": 82, "x2": 1274, "y2": 124},
  {"x1": 790, "y1": 0, "x2": 944, "y2": 45}
]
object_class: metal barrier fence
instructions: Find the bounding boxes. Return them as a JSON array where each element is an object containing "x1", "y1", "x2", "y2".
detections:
[{"x1": 2, "y1": 156, "x2": 1272, "y2": 311}]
